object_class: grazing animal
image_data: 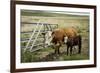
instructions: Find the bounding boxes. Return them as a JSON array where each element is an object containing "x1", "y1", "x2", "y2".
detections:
[
  {"x1": 45, "y1": 27, "x2": 78, "y2": 54},
  {"x1": 65, "y1": 35, "x2": 82, "y2": 55}
]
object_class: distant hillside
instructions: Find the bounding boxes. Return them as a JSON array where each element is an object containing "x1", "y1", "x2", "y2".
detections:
[{"x1": 21, "y1": 10, "x2": 89, "y2": 18}]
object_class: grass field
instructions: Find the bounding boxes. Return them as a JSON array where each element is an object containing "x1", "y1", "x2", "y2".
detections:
[{"x1": 21, "y1": 10, "x2": 89, "y2": 63}]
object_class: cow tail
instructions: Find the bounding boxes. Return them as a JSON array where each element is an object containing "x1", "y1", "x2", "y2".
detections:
[{"x1": 78, "y1": 35, "x2": 82, "y2": 54}]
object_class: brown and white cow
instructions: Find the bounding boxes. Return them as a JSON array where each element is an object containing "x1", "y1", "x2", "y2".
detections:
[{"x1": 45, "y1": 27, "x2": 81, "y2": 55}]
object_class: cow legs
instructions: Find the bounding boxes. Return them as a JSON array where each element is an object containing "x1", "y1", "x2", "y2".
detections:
[
  {"x1": 55, "y1": 48, "x2": 57, "y2": 54},
  {"x1": 78, "y1": 35, "x2": 82, "y2": 54},
  {"x1": 57, "y1": 47, "x2": 60, "y2": 54},
  {"x1": 55, "y1": 42, "x2": 62, "y2": 54},
  {"x1": 66, "y1": 46, "x2": 73, "y2": 56},
  {"x1": 78, "y1": 42, "x2": 81, "y2": 54},
  {"x1": 78, "y1": 46, "x2": 81, "y2": 54},
  {"x1": 67, "y1": 45, "x2": 69, "y2": 55},
  {"x1": 70, "y1": 46, "x2": 73, "y2": 56},
  {"x1": 55, "y1": 48, "x2": 60, "y2": 54},
  {"x1": 54, "y1": 46, "x2": 60, "y2": 55}
]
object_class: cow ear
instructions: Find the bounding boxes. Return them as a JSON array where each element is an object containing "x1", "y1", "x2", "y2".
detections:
[
  {"x1": 52, "y1": 31, "x2": 54, "y2": 35},
  {"x1": 41, "y1": 32, "x2": 46, "y2": 35}
]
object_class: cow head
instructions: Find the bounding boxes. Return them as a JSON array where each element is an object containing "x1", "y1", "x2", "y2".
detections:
[{"x1": 45, "y1": 31, "x2": 53, "y2": 46}]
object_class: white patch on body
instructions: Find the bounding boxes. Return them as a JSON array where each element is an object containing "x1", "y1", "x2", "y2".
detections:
[{"x1": 64, "y1": 36, "x2": 68, "y2": 43}]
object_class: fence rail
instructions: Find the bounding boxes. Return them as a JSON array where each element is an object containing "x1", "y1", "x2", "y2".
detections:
[
  {"x1": 21, "y1": 30, "x2": 45, "y2": 34},
  {"x1": 21, "y1": 43, "x2": 44, "y2": 48},
  {"x1": 21, "y1": 37, "x2": 44, "y2": 42},
  {"x1": 21, "y1": 28, "x2": 58, "y2": 34},
  {"x1": 21, "y1": 38, "x2": 44, "y2": 43},
  {"x1": 21, "y1": 22, "x2": 58, "y2": 25}
]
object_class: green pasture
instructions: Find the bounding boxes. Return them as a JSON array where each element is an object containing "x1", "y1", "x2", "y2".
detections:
[{"x1": 21, "y1": 47, "x2": 89, "y2": 62}]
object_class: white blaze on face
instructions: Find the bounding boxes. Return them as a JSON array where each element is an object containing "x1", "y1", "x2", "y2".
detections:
[
  {"x1": 64, "y1": 36, "x2": 68, "y2": 43},
  {"x1": 45, "y1": 31, "x2": 53, "y2": 46}
]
